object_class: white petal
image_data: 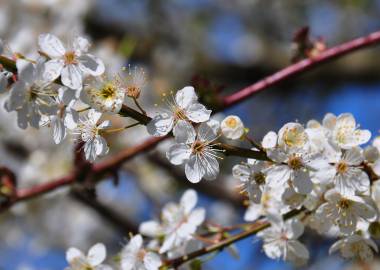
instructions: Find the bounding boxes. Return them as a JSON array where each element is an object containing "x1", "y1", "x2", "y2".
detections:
[
  {"x1": 287, "y1": 219, "x2": 304, "y2": 239},
  {"x1": 344, "y1": 147, "x2": 364, "y2": 165},
  {"x1": 180, "y1": 189, "x2": 197, "y2": 214},
  {"x1": 244, "y1": 203, "x2": 261, "y2": 221},
  {"x1": 74, "y1": 36, "x2": 90, "y2": 53},
  {"x1": 94, "y1": 136, "x2": 109, "y2": 156},
  {"x1": 84, "y1": 141, "x2": 97, "y2": 161},
  {"x1": 78, "y1": 54, "x2": 105, "y2": 76},
  {"x1": 66, "y1": 247, "x2": 85, "y2": 263},
  {"x1": 173, "y1": 120, "x2": 196, "y2": 143},
  {"x1": 292, "y1": 170, "x2": 312, "y2": 194},
  {"x1": 146, "y1": 113, "x2": 174, "y2": 137},
  {"x1": 187, "y1": 208, "x2": 206, "y2": 226},
  {"x1": 266, "y1": 165, "x2": 290, "y2": 188},
  {"x1": 232, "y1": 164, "x2": 251, "y2": 182},
  {"x1": 159, "y1": 233, "x2": 176, "y2": 254},
  {"x1": 61, "y1": 64, "x2": 83, "y2": 89},
  {"x1": 139, "y1": 221, "x2": 162, "y2": 237},
  {"x1": 38, "y1": 33, "x2": 66, "y2": 58},
  {"x1": 262, "y1": 131, "x2": 277, "y2": 149},
  {"x1": 88, "y1": 109, "x2": 102, "y2": 123},
  {"x1": 127, "y1": 235, "x2": 143, "y2": 253},
  {"x1": 52, "y1": 117, "x2": 66, "y2": 144},
  {"x1": 43, "y1": 59, "x2": 64, "y2": 82},
  {"x1": 322, "y1": 113, "x2": 337, "y2": 130},
  {"x1": 185, "y1": 155, "x2": 205, "y2": 183},
  {"x1": 287, "y1": 240, "x2": 309, "y2": 260},
  {"x1": 166, "y1": 143, "x2": 191, "y2": 165},
  {"x1": 87, "y1": 243, "x2": 106, "y2": 266},
  {"x1": 202, "y1": 154, "x2": 219, "y2": 180},
  {"x1": 144, "y1": 252, "x2": 161, "y2": 270},
  {"x1": 197, "y1": 121, "x2": 218, "y2": 142},
  {"x1": 175, "y1": 86, "x2": 198, "y2": 109},
  {"x1": 16, "y1": 59, "x2": 35, "y2": 84},
  {"x1": 186, "y1": 103, "x2": 211, "y2": 123}
]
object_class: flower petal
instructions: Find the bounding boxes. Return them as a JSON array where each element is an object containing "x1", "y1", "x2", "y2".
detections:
[
  {"x1": 61, "y1": 64, "x2": 83, "y2": 89},
  {"x1": 186, "y1": 103, "x2": 211, "y2": 123},
  {"x1": 38, "y1": 33, "x2": 66, "y2": 58},
  {"x1": 87, "y1": 243, "x2": 106, "y2": 266},
  {"x1": 43, "y1": 59, "x2": 64, "y2": 82},
  {"x1": 185, "y1": 155, "x2": 205, "y2": 183},
  {"x1": 175, "y1": 86, "x2": 197, "y2": 109},
  {"x1": 180, "y1": 189, "x2": 197, "y2": 214},
  {"x1": 146, "y1": 113, "x2": 174, "y2": 137},
  {"x1": 166, "y1": 143, "x2": 191, "y2": 165},
  {"x1": 78, "y1": 54, "x2": 105, "y2": 76}
]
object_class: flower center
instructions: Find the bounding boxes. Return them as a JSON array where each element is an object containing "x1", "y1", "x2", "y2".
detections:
[
  {"x1": 126, "y1": 85, "x2": 141, "y2": 99},
  {"x1": 226, "y1": 118, "x2": 237, "y2": 128},
  {"x1": 336, "y1": 161, "x2": 348, "y2": 175},
  {"x1": 338, "y1": 198, "x2": 351, "y2": 210},
  {"x1": 100, "y1": 83, "x2": 117, "y2": 99},
  {"x1": 192, "y1": 140, "x2": 205, "y2": 154},
  {"x1": 253, "y1": 172, "x2": 266, "y2": 185},
  {"x1": 137, "y1": 249, "x2": 146, "y2": 261},
  {"x1": 64, "y1": 51, "x2": 77, "y2": 65},
  {"x1": 288, "y1": 155, "x2": 303, "y2": 170},
  {"x1": 174, "y1": 107, "x2": 187, "y2": 121}
]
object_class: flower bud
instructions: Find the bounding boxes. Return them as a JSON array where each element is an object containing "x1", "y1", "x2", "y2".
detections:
[{"x1": 221, "y1": 115, "x2": 245, "y2": 140}]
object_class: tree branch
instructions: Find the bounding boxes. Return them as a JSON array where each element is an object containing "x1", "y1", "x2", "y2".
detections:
[{"x1": 1, "y1": 30, "x2": 380, "y2": 213}]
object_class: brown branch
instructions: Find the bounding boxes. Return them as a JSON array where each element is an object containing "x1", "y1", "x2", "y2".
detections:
[
  {"x1": 1, "y1": 30, "x2": 380, "y2": 213},
  {"x1": 223, "y1": 30, "x2": 380, "y2": 107},
  {"x1": 165, "y1": 208, "x2": 305, "y2": 268}
]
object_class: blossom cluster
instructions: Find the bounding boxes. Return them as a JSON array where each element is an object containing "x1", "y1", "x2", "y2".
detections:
[{"x1": 0, "y1": 33, "x2": 146, "y2": 161}]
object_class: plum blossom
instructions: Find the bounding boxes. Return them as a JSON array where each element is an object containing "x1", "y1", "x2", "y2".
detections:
[
  {"x1": 120, "y1": 234, "x2": 161, "y2": 270},
  {"x1": 324, "y1": 113, "x2": 371, "y2": 149},
  {"x1": 329, "y1": 234, "x2": 378, "y2": 262},
  {"x1": 5, "y1": 59, "x2": 57, "y2": 129},
  {"x1": 38, "y1": 33, "x2": 105, "y2": 89},
  {"x1": 166, "y1": 120, "x2": 222, "y2": 183},
  {"x1": 65, "y1": 243, "x2": 113, "y2": 270},
  {"x1": 277, "y1": 122, "x2": 308, "y2": 151},
  {"x1": 233, "y1": 160, "x2": 268, "y2": 203},
  {"x1": 147, "y1": 86, "x2": 211, "y2": 137},
  {"x1": 71, "y1": 109, "x2": 110, "y2": 161},
  {"x1": 326, "y1": 147, "x2": 370, "y2": 195},
  {"x1": 221, "y1": 115, "x2": 245, "y2": 140},
  {"x1": 258, "y1": 217, "x2": 309, "y2": 265},
  {"x1": 316, "y1": 189, "x2": 377, "y2": 234},
  {"x1": 83, "y1": 75, "x2": 125, "y2": 113},
  {"x1": 139, "y1": 189, "x2": 205, "y2": 254},
  {"x1": 49, "y1": 87, "x2": 78, "y2": 144}
]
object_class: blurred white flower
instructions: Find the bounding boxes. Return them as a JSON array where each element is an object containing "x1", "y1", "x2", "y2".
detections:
[
  {"x1": 139, "y1": 189, "x2": 205, "y2": 254},
  {"x1": 65, "y1": 243, "x2": 113, "y2": 270},
  {"x1": 258, "y1": 217, "x2": 309, "y2": 265},
  {"x1": 147, "y1": 86, "x2": 211, "y2": 137},
  {"x1": 329, "y1": 234, "x2": 378, "y2": 262},
  {"x1": 38, "y1": 33, "x2": 105, "y2": 89},
  {"x1": 120, "y1": 234, "x2": 161, "y2": 270},
  {"x1": 5, "y1": 59, "x2": 57, "y2": 129},
  {"x1": 221, "y1": 115, "x2": 245, "y2": 140}
]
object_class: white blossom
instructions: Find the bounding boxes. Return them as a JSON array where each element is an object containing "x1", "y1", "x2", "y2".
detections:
[
  {"x1": 83, "y1": 75, "x2": 125, "y2": 113},
  {"x1": 221, "y1": 115, "x2": 245, "y2": 140},
  {"x1": 120, "y1": 234, "x2": 161, "y2": 270},
  {"x1": 316, "y1": 189, "x2": 377, "y2": 234},
  {"x1": 277, "y1": 122, "x2": 308, "y2": 151},
  {"x1": 258, "y1": 217, "x2": 309, "y2": 265},
  {"x1": 71, "y1": 109, "x2": 110, "y2": 161},
  {"x1": 38, "y1": 33, "x2": 105, "y2": 89},
  {"x1": 329, "y1": 234, "x2": 378, "y2": 262},
  {"x1": 65, "y1": 243, "x2": 113, "y2": 270},
  {"x1": 5, "y1": 59, "x2": 57, "y2": 129},
  {"x1": 147, "y1": 86, "x2": 211, "y2": 137},
  {"x1": 166, "y1": 120, "x2": 222, "y2": 183},
  {"x1": 324, "y1": 113, "x2": 371, "y2": 149},
  {"x1": 233, "y1": 160, "x2": 267, "y2": 203},
  {"x1": 139, "y1": 189, "x2": 205, "y2": 254}
]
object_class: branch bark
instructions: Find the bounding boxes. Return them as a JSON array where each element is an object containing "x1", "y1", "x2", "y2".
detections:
[{"x1": 1, "y1": 30, "x2": 380, "y2": 213}]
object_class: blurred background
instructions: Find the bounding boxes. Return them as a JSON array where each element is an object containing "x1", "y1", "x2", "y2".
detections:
[{"x1": 0, "y1": 0, "x2": 380, "y2": 269}]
